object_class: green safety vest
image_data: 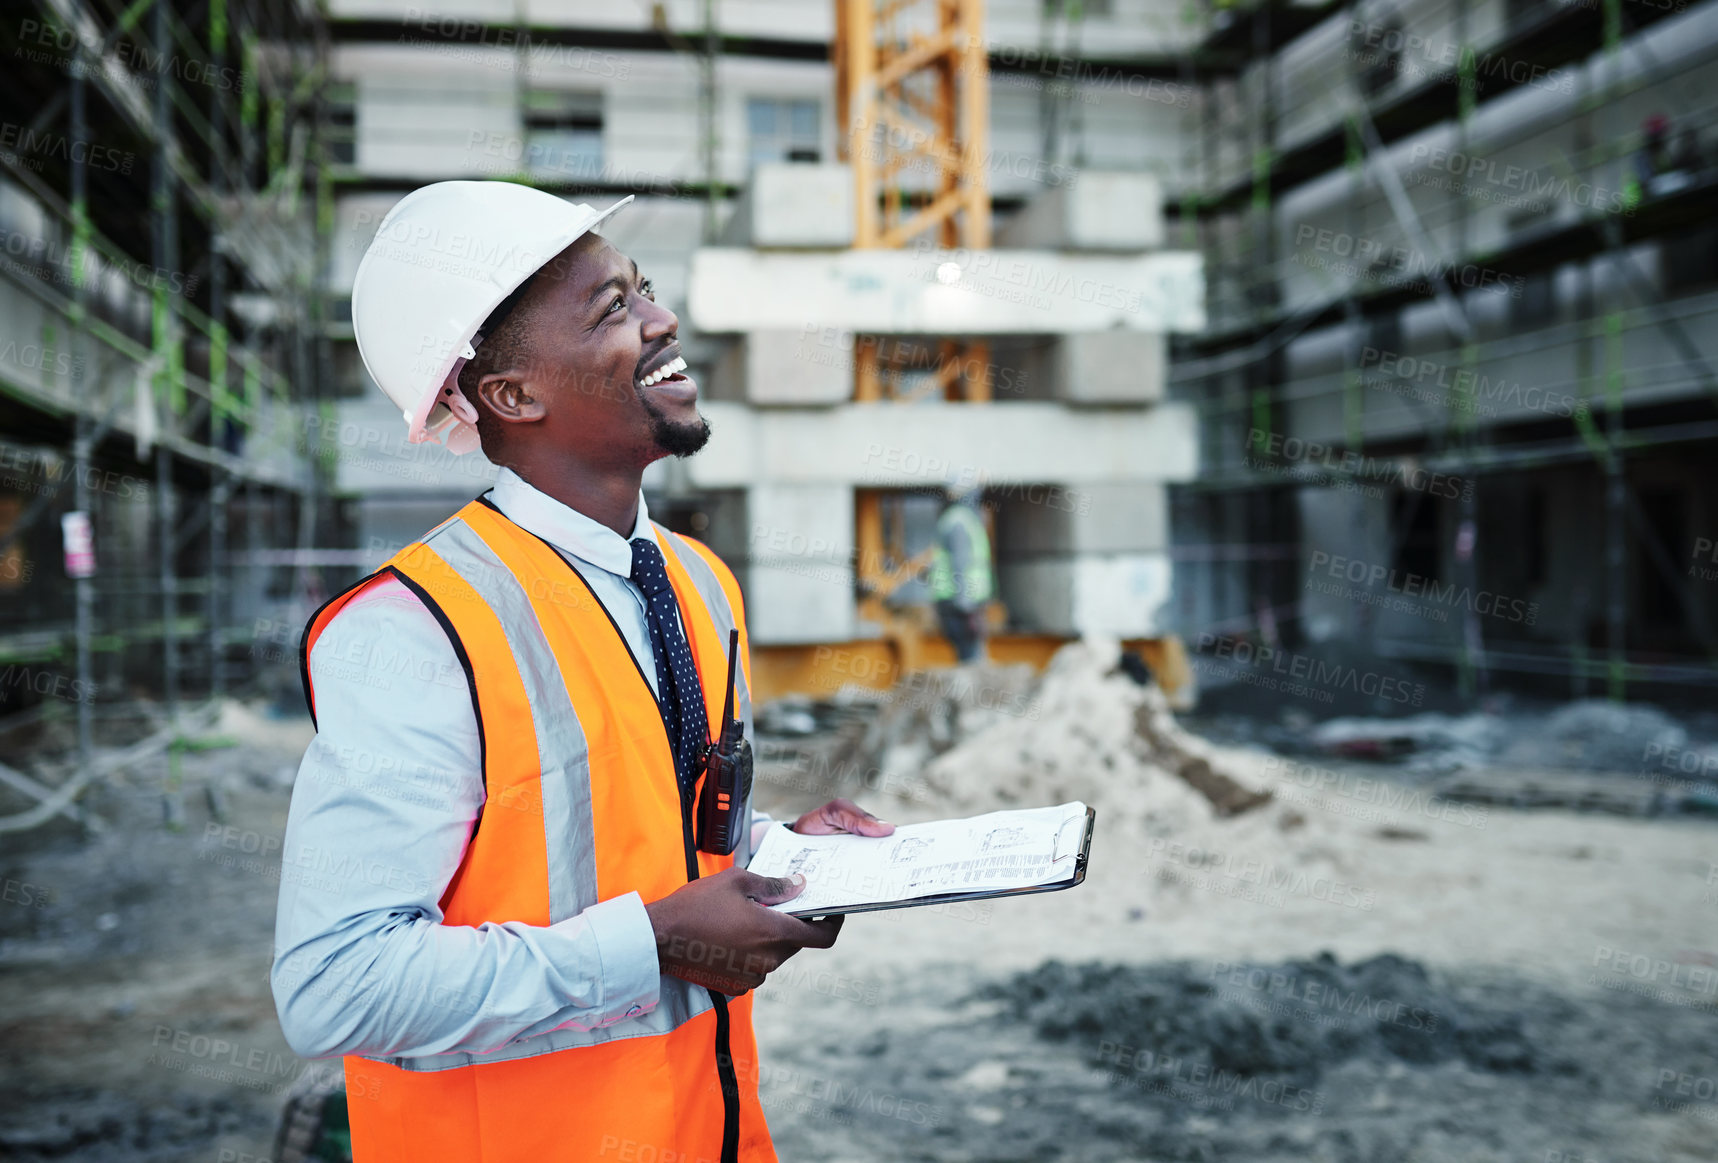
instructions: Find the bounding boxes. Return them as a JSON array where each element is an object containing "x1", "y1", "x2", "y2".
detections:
[{"x1": 928, "y1": 503, "x2": 994, "y2": 606}]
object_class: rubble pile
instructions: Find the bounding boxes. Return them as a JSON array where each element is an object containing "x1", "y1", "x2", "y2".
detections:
[
  {"x1": 1298, "y1": 698, "x2": 1718, "y2": 788},
  {"x1": 841, "y1": 639, "x2": 1272, "y2": 834},
  {"x1": 994, "y1": 953, "x2": 1541, "y2": 1083},
  {"x1": 1499, "y1": 698, "x2": 1711, "y2": 772}
]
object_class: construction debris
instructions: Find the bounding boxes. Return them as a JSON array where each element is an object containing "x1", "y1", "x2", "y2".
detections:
[
  {"x1": 1131, "y1": 674, "x2": 1273, "y2": 817},
  {"x1": 1435, "y1": 768, "x2": 1718, "y2": 816},
  {"x1": 1499, "y1": 699, "x2": 1710, "y2": 773},
  {"x1": 1294, "y1": 699, "x2": 1718, "y2": 799},
  {"x1": 804, "y1": 639, "x2": 1272, "y2": 829},
  {"x1": 1306, "y1": 712, "x2": 1504, "y2": 772},
  {"x1": 759, "y1": 952, "x2": 1713, "y2": 1163},
  {"x1": 0, "y1": 710, "x2": 223, "y2": 835}
]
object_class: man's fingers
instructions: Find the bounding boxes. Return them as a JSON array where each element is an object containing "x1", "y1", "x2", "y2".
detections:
[
  {"x1": 795, "y1": 797, "x2": 896, "y2": 836},
  {"x1": 795, "y1": 915, "x2": 844, "y2": 950},
  {"x1": 742, "y1": 870, "x2": 806, "y2": 904},
  {"x1": 848, "y1": 814, "x2": 896, "y2": 837}
]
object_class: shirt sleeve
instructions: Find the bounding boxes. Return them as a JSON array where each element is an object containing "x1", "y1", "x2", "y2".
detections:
[
  {"x1": 740, "y1": 632, "x2": 774, "y2": 860},
  {"x1": 271, "y1": 579, "x2": 662, "y2": 1061},
  {"x1": 748, "y1": 808, "x2": 776, "y2": 858}
]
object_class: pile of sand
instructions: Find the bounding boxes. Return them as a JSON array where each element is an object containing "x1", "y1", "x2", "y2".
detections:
[{"x1": 860, "y1": 639, "x2": 1272, "y2": 839}]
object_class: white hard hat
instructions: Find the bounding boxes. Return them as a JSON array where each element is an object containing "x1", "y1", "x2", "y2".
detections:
[{"x1": 351, "y1": 181, "x2": 632, "y2": 455}]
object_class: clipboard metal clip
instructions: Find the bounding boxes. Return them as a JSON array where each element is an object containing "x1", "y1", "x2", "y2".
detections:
[{"x1": 1053, "y1": 811, "x2": 1087, "y2": 863}]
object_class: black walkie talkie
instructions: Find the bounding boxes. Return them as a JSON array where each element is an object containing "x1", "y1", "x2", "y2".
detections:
[{"x1": 696, "y1": 628, "x2": 753, "y2": 855}]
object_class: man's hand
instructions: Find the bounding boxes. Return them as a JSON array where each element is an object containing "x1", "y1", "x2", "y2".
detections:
[
  {"x1": 645, "y1": 867, "x2": 842, "y2": 996},
  {"x1": 788, "y1": 797, "x2": 896, "y2": 837}
]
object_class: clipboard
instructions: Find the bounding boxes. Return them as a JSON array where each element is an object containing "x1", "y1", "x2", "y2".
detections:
[{"x1": 783, "y1": 805, "x2": 1095, "y2": 919}]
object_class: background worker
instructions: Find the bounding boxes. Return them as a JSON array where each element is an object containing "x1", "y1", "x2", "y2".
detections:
[
  {"x1": 271, "y1": 181, "x2": 892, "y2": 1163},
  {"x1": 928, "y1": 478, "x2": 995, "y2": 664}
]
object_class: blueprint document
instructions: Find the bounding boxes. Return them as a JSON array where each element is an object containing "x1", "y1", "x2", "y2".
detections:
[{"x1": 748, "y1": 801, "x2": 1090, "y2": 916}]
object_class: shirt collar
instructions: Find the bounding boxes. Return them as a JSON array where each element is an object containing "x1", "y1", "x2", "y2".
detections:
[{"x1": 487, "y1": 466, "x2": 656, "y2": 579}]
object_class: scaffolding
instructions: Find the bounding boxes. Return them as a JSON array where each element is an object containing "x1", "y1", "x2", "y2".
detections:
[
  {"x1": 0, "y1": 0, "x2": 333, "y2": 816},
  {"x1": 1172, "y1": 0, "x2": 1718, "y2": 701}
]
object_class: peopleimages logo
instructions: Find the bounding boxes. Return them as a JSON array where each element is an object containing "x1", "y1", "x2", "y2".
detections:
[
  {"x1": 1093, "y1": 1039, "x2": 1324, "y2": 1113},
  {"x1": 1208, "y1": 963, "x2": 1440, "y2": 1031},
  {"x1": 1196, "y1": 632, "x2": 1427, "y2": 706},
  {"x1": 1292, "y1": 225, "x2": 1525, "y2": 298},
  {"x1": 852, "y1": 114, "x2": 1083, "y2": 188},
  {"x1": 1247, "y1": 428, "x2": 1473, "y2": 500},
  {"x1": 1347, "y1": 21, "x2": 1575, "y2": 94},
  {"x1": 17, "y1": 19, "x2": 249, "y2": 92},
  {"x1": 1406, "y1": 143, "x2": 1631, "y2": 214},
  {"x1": 0, "y1": 121, "x2": 134, "y2": 174},
  {"x1": 1358, "y1": 348, "x2": 1586, "y2": 420},
  {"x1": 1307, "y1": 550, "x2": 1540, "y2": 626}
]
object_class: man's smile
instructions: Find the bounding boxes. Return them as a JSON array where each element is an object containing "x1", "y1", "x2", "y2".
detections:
[{"x1": 636, "y1": 344, "x2": 699, "y2": 403}]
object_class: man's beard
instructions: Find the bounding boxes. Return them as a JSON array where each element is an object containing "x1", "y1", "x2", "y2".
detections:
[{"x1": 640, "y1": 391, "x2": 711, "y2": 457}]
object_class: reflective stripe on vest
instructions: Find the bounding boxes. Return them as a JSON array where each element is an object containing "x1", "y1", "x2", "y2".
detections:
[{"x1": 299, "y1": 500, "x2": 773, "y2": 1163}]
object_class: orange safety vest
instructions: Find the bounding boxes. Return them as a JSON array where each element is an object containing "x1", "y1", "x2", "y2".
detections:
[{"x1": 299, "y1": 497, "x2": 775, "y2": 1163}]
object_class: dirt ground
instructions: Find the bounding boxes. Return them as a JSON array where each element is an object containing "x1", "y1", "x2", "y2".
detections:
[{"x1": 1, "y1": 690, "x2": 1715, "y2": 1162}]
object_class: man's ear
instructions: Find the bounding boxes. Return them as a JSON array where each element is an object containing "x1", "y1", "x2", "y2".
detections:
[{"x1": 473, "y1": 370, "x2": 548, "y2": 427}]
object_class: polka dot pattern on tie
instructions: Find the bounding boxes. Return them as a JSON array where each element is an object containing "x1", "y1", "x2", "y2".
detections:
[{"x1": 630, "y1": 537, "x2": 709, "y2": 793}]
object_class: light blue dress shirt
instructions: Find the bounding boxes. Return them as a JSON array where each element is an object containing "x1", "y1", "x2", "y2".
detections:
[{"x1": 271, "y1": 468, "x2": 761, "y2": 1061}]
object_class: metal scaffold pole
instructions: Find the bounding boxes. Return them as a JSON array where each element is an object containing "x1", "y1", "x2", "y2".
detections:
[
  {"x1": 69, "y1": 29, "x2": 95, "y2": 801},
  {"x1": 153, "y1": 0, "x2": 183, "y2": 826},
  {"x1": 702, "y1": 0, "x2": 720, "y2": 243},
  {"x1": 1453, "y1": 0, "x2": 1485, "y2": 700},
  {"x1": 208, "y1": 0, "x2": 230, "y2": 709},
  {"x1": 1602, "y1": 0, "x2": 1627, "y2": 701}
]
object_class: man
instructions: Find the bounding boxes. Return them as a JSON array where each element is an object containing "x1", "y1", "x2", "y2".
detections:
[
  {"x1": 927, "y1": 478, "x2": 995, "y2": 664},
  {"x1": 272, "y1": 181, "x2": 892, "y2": 1163}
]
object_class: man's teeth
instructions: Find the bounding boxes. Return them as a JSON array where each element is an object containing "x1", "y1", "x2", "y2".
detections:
[{"x1": 638, "y1": 355, "x2": 687, "y2": 388}]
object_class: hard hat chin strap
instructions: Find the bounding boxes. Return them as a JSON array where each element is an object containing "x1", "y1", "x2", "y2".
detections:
[
  {"x1": 425, "y1": 339, "x2": 483, "y2": 455},
  {"x1": 439, "y1": 369, "x2": 481, "y2": 427}
]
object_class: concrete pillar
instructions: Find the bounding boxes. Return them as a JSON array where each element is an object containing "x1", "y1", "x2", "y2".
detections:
[
  {"x1": 1000, "y1": 554, "x2": 1175, "y2": 637},
  {"x1": 1037, "y1": 331, "x2": 1167, "y2": 404},
  {"x1": 719, "y1": 163, "x2": 855, "y2": 249},
  {"x1": 996, "y1": 172, "x2": 1165, "y2": 252},
  {"x1": 731, "y1": 329, "x2": 853, "y2": 405},
  {"x1": 744, "y1": 483, "x2": 856, "y2": 644},
  {"x1": 996, "y1": 482, "x2": 1173, "y2": 637}
]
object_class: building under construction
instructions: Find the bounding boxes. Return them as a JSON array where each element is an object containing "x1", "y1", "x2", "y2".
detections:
[
  {"x1": 318, "y1": 0, "x2": 1202, "y2": 700},
  {"x1": 1170, "y1": 0, "x2": 1718, "y2": 706},
  {"x1": 0, "y1": 1, "x2": 334, "y2": 759},
  {"x1": 2, "y1": 5, "x2": 1717, "y2": 1163},
  {"x1": 4, "y1": 0, "x2": 1718, "y2": 736}
]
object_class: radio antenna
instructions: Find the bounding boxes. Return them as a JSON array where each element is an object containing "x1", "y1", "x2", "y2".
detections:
[{"x1": 718, "y1": 627, "x2": 738, "y2": 742}]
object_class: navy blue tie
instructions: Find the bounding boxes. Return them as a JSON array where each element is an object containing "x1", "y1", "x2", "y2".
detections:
[{"x1": 630, "y1": 537, "x2": 708, "y2": 792}]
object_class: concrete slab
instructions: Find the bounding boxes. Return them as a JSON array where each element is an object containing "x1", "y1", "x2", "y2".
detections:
[
  {"x1": 1001, "y1": 482, "x2": 1169, "y2": 555},
  {"x1": 686, "y1": 400, "x2": 1199, "y2": 489},
  {"x1": 720, "y1": 163, "x2": 854, "y2": 249},
  {"x1": 1052, "y1": 330, "x2": 1166, "y2": 403},
  {"x1": 745, "y1": 483, "x2": 856, "y2": 644},
  {"x1": 996, "y1": 172, "x2": 1165, "y2": 251},
  {"x1": 1000, "y1": 552, "x2": 1175, "y2": 637},
  {"x1": 688, "y1": 247, "x2": 1204, "y2": 334},
  {"x1": 734, "y1": 330, "x2": 853, "y2": 404}
]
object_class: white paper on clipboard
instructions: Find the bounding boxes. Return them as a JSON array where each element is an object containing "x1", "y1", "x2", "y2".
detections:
[{"x1": 747, "y1": 801, "x2": 1090, "y2": 917}]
